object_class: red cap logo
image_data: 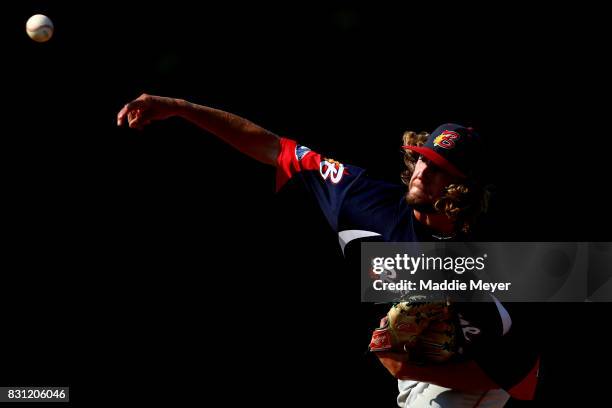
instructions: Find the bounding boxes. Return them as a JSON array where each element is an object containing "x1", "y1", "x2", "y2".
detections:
[{"x1": 434, "y1": 130, "x2": 460, "y2": 149}]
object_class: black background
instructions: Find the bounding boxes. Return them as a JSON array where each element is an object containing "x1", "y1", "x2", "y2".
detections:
[{"x1": 5, "y1": 1, "x2": 610, "y2": 406}]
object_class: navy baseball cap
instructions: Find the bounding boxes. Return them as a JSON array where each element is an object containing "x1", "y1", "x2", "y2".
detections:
[{"x1": 402, "y1": 123, "x2": 483, "y2": 179}]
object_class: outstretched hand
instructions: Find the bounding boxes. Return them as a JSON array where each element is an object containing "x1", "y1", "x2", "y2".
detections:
[{"x1": 117, "y1": 93, "x2": 182, "y2": 130}]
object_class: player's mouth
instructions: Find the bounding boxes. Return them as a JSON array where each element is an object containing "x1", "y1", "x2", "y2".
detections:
[
  {"x1": 408, "y1": 185, "x2": 431, "y2": 202},
  {"x1": 409, "y1": 180, "x2": 429, "y2": 196}
]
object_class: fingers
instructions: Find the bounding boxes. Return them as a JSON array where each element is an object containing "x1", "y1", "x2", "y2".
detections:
[
  {"x1": 126, "y1": 110, "x2": 138, "y2": 127},
  {"x1": 117, "y1": 104, "x2": 129, "y2": 126},
  {"x1": 116, "y1": 96, "x2": 146, "y2": 127},
  {"x1": 127, "y1": 109, "x2": 145, "y2": 130},
  {"x1": 127, "y1": 109, "x2": 156, "y2": 131}
]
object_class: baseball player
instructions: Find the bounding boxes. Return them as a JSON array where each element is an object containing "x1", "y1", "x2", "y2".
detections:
[{"x1": 117, "y1": 94, "x2": 541, "y2": 407}]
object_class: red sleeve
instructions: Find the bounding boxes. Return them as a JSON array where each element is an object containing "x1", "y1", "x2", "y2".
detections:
[{"x1": 275, "y1": 137, "x2": 322, "y2": 192}]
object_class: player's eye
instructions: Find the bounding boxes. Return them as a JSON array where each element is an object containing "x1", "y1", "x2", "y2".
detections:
[{"x1": 419, "y1": 156, "x2": 440, "y2": 172}]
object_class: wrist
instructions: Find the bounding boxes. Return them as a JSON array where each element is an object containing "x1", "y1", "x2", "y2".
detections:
[{"x1": 172, "y1": 98, "x2": 190, "y2": 117}]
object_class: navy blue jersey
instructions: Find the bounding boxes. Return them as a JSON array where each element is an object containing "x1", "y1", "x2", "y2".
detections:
[{"x1": 276, "y1": 138, "x2": 540, "y2": 400}]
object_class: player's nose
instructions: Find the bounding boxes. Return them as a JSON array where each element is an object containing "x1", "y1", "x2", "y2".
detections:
[{"x1": 415, "y1": 163, "x2": 431, "y2": 181}]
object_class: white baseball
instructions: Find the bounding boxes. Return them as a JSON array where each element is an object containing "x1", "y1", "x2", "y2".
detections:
[{"x1": 26, "y1": 14, "x2": 54, "y2": 43}]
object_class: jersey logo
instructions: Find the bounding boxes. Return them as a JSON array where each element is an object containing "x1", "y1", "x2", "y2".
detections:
[
  {"x1": 295, "y1": 145, "x2": 312, "y2": 161},
  {"x1": 458, "y1": 313, "x2": 481, "y2": 343},
  {"x1": 320, "y1": 158, "x2": 346, "y2": 183},
  {"x1": 434, "y1": 130, "x2": 460, "y2": 149}
]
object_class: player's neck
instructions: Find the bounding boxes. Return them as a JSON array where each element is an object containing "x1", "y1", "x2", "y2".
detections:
[{"x1": 413, "y1": 209, "x2": 456, "y2": 235}]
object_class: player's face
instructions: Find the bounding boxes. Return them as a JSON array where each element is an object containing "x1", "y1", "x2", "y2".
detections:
[{"x1": 406, "y1": 156, "x2": 460, "y2": 210}]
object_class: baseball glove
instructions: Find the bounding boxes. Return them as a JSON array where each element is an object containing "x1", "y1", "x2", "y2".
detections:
[{"x1": 368, "y1": 295, "x2": 460, "y2": 376}]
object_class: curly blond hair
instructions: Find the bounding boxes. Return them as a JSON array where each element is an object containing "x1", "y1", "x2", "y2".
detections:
[{"x1": 400, "y1": 131, "x2": 490, "y2": 234}]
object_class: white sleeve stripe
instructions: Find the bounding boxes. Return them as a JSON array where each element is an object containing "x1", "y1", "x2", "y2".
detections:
[
  {"x1": 338, "y1": 229, "x2": 381, "y2": 255},
  {"x1": 490, "y1": 294, "x2": 512, "y2": 335}
]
